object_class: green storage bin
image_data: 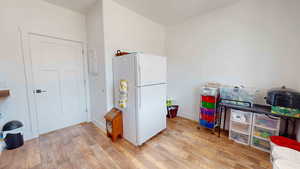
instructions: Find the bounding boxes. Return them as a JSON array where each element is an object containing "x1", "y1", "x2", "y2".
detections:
[
  {"x1": 202, "y1": 101, "x2": 215, "y2": 109},
  {"x1": 272, "y1": 106, "x2": 300, "y2": 118}
]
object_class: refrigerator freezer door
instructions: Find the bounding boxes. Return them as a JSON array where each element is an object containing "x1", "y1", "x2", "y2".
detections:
[
  {"x1": 136, "y1": 54, "x2": 167, "y2": 87},
  {"x1": 136, "y1": 84, "x2": 167, "y2": 145}
]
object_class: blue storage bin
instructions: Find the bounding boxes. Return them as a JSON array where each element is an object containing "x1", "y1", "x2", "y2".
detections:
[
  {"x1": 200, "y1": 119, "x2": 215, "y2": 129},
  {"x1": 200, "y1": 119, "x2": 207, "y2": 127},
  {"x1": 200, "y1": 119, "x2": 205, "y2": 126},
  {"x1": 205, "y1": 122, "x2": 214, "y2": 129}
]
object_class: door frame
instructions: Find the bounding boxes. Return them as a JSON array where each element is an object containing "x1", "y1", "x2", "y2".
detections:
[{"x1": 19, "y1": 27, "x2": 91, "y2": 140}]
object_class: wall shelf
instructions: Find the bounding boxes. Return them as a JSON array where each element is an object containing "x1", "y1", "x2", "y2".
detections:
[{"x1": 0, "y1": 90, "x2": 10, "y2": 97}]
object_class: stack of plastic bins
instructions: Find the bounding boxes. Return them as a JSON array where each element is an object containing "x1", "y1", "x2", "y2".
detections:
[
  {"x1": 229, "y1": 110, "x2": 253, "y2": 145},
  {"x1": 200, "y1": 87, "x2": 219, "y2": 129},
  {"x1": 251, "y1": 114, "x2": 280, "y2": 152}
]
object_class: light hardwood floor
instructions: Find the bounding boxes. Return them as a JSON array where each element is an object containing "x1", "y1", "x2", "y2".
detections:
[{"x1": 0, "y1": 117, "x2": 272, "y2": 169}]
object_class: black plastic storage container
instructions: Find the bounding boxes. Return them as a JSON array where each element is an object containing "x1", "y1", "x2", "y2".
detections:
[
  {"x1": 2, "y1": 121, "x2": 24, "y2": 150},
  {"x1": 266, "y1": 86, "x2": 300, "y2": 109}
]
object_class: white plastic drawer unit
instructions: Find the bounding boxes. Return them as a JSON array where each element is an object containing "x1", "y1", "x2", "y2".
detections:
[
  {"x1": 229, "y1": 130, "x2": 250, "y2": 145},
  {"x1": 254, "y1": 114, "x2": 280, "y2": 130},
  {"x1": 252, "y1": 137, "x2": 271, "y2": 152},
  {"x1": 251, "y1": 114, "x2": 280, "y2": 152},
  {"x1": 231, "y1": 121, "x2": 251, "y2": 134},
  {"x1": 253, "y1": 126, "x2": 279, "y2": 140},
  {"x1": 231, "y1": 110, "x2": 253, "y2": 124},
  {"x1": 229, "y1": 109, "x2": 281, "y2": 152},
  {"x1": 229, "y1": 109, "x2": 253, "y2": 146}
]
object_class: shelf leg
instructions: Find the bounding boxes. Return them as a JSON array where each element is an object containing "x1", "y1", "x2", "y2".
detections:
[
  {"x1": 283, "y1": 118, "x2": 289, "y2": 137},
  {"x1": 223, "y1": 107, "x2": 227, "y2": 130}
]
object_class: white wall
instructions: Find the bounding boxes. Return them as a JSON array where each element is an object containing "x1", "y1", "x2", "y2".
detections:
[
  {"x1": 0, "y1": 0, "x2": 165, "y2": 139},
  {"x1": 102, "y1": 0, "x2": 166, "y2": 111},
  {"x1": 86, "y1": 0, "x2": 166, "y2": 128},
  {"x1": 166, "y1": 0, "x2": 300, "y2": 120},
  {"x1": 0, "y1": 0, "x2": 86, "y2": 139},
  {"x1": 86, "y1": 0, "x2": 107, "y2": 130}
]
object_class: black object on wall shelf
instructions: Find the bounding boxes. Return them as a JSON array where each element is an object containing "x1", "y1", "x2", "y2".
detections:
[{"x1": 0, "y1": 89, "x2": 10, "y2": 97}]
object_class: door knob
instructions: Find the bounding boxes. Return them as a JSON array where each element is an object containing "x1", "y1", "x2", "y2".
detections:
[{"x1": 34, "y1": 89, "x2": 47, "y2": 94}]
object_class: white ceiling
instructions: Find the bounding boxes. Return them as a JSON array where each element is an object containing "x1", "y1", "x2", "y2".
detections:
[
  {"x1": 44, "y1": 0, "x2": 97, "y2": 14},
  {"x1": 113, "y1": 0, "x2": 240, "y2": 25},
  {"x1": 44, "y1": 0, "x2": 240, "y2": 25}
]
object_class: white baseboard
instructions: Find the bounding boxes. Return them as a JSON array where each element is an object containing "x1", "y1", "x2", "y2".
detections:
[
  {"x1": 24, "y1": 132, "x2": 38, "y2": 141},
  {"x1": 178, "y1": 112, "x2": 197, "y2": 121}
]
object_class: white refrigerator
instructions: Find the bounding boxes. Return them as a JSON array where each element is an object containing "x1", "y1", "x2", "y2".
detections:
[{"x1": 113, "y1": 53, "x2": 167, "y2": 146}]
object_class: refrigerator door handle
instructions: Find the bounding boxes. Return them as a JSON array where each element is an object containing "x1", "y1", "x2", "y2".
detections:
[
  {"x1": 138, "y1": 64, "x2": 141, "y2": 86},
  {"x1": 138, "y1": 88, "x2": 141, "y2": 109}
]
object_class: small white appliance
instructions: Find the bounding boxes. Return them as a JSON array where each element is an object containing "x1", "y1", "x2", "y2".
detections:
[{"x1": 113, "y1": 53, "x2": 167, "y2": 146}]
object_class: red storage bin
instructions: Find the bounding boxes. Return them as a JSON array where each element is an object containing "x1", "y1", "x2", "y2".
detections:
[
  {"x1": 200, "y1": 112, "x2": 205, "y2": 120},
  {"x1": 270, "y1": 136, "x2": 300, "y2": 151},
  {"x1": 202, "y1": 96, "x2": 216, "y2": 103},
  {"x1": 200, "y1": 109, "x2": 215, "y2": 123},
  {"x1": 206, "y1": 115, "x2": 215, "y2": 122}
]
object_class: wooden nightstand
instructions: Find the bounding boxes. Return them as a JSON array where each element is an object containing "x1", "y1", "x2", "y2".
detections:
[{"x1": 104, "y1": 108, "x2": 123, "y2": 142}]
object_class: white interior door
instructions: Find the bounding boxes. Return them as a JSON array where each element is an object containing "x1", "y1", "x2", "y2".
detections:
[{"x1": 29, "y1": 34, "x2": 86, "y2": 135}]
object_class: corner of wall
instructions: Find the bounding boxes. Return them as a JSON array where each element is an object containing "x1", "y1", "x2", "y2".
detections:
[
  {"x1": 178, "y1": 112, "x2": 198, "y2": 121},
  {"x1": 92, "y1": 119, "x2": 106, "y2": 133},
  {"x1": 86, "y1": 0, "x2": 110, "y2": 126}
]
